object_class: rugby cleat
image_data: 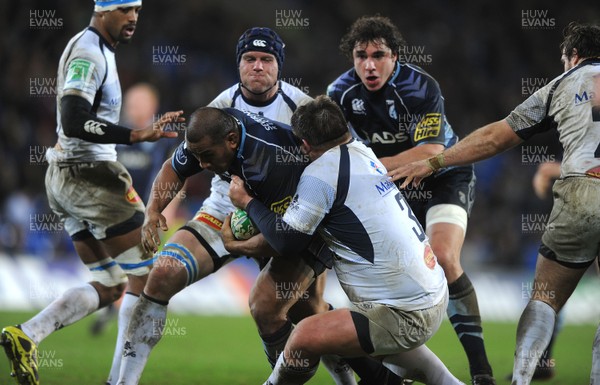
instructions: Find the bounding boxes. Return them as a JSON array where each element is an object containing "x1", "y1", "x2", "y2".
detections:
[
  {"x1": 1, "y1": 326, "x2": 39, "y2": 385},
  {"x1": 471, "y1": 374, "x2": 496, "y2": 385}
]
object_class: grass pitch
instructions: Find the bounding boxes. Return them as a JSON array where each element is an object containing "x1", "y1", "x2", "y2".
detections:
[{"x1": 0, "y1": 311, "x2": 595, "y2": 384}]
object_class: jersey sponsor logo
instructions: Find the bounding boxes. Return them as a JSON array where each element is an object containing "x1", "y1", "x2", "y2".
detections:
[
  {"x1": 424, "y1": 244, "x2": 436, "y2": 270},
  {"x1": 414, "y1": 113, "x2": 442, "y2": 141},
  {"x1": 83, "y1": 120, "x2": 107, "y2": 135},
  {"x1": 195, "y1": 212, "x2": 223, "y2": 230},
  {"x1": 270, "y1": 196, "x2": 293, "y2": 215},
  {"x1": 126, "y1": 186, "x2": 141, "y2": 204},
  {"x1": 252, "y1": 39, "x2": 267, "y2": 47},
  {"x1": 574, "y1": 91, "x2": 595, "y2": 105},
  {"x1": 375, "y1": 178, "x2": 396, "y2": 197},
  {"x1": 586, "y1": 166, "x2": 600, "y2": 179},
  {"x1": 370, "y1": 131, "x2": 409, "y2": 144},
  {"x1": 65, "y1": 59, "x2": 94, "y2": 89},
  {"x1": 351, "y1": 98, "x2": 366, "y2": 115},
  {"x1": 386, "y1": 100, "x2": 397, "y2": 119}
]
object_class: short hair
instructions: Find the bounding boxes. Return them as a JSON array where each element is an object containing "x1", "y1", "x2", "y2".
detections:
[
  {"x1": 186, "y1": 107, "x2": 238, "y2": 144},
  {"x1": 291, "y1": 95, "x2": 348, "y2": 147},
  {"x1": 339, "y1": 15, "x2": 407, "y2": 61},
  {"x1": 560, "y1": 22, "x2": 600, "y2": 60}
]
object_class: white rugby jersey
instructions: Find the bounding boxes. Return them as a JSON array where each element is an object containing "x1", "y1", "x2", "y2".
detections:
[
  {"x1": 201, "y1": 82, "x2": 311, "y2": 215},
  {"x1": 506, "y1": 59, "x2": 600, "y2": 178},
  {"x1": 49, "y1": 28, "x2": 122, "y2": 162},
  {"x1": 283, "y1": 140, "x2": 447, "y2": 310}
]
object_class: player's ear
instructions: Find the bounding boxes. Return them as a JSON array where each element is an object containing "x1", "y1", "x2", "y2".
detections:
[
  {"x1": 225, "y1": 131, "x2": 239, "y2": 148},
  {"x1": 301, "y1": 139, "x2": 311, "y2": 154}
]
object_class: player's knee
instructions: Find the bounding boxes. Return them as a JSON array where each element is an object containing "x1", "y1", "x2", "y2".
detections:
[
  {"x1": 144, "y1": 256, "x2": 187, "y2": 299},
  {"x1": 287, "y1": 320, "x2": 317, "y2": 355},
  {"x1": 91, "y1": 281, "x2": 127, "y2": 308},
  {"x1": 249, "y1": 288, "x2": 286, "y2": 333}
]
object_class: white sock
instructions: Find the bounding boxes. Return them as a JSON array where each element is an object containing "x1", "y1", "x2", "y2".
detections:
[
  {"x1": 592, "y1": 323, "x2": 600, "y2": 384},
  {"x1": 106, "y1": 292, "x2": 138, "y2": 385},
  {"x1": 20, "y1": 284, "x2": 99, "y2": 345},
  {"x1": 383, "y1": 345, "x2": 464, "y2": 385},
  {"x1": 117, "y1": 294, "x2": 167, "y2": 385},
  {"x1": 512, "y1": 300, "x2": 556, "y2": 385},
  {"x1": 320, "y1": 355, "x2": 357, "y2": 385},
  {"x1": 264, "y1": 351, "x2": 318, "y2": 385}
]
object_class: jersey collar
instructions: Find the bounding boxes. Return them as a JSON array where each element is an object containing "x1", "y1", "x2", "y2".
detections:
[
  {"x1": 387, "y1": 61, "x2": 401, "y2": 85},
  {"x1": 238, "y1": 81, "x2": 281, "y2": 107},
  {"x1": 87, "y1": 26, "x2": 116, "y2": 52},
  {"x1": 235, "y1": 117, "x2": 247, "y2": 159}
]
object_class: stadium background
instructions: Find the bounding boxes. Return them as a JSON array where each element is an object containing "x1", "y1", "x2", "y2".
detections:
[{"x1": 0, "y1": 0, "x2": 599, "y2": 383}]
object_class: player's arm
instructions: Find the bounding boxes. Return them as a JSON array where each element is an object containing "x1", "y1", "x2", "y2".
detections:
[
  {"x1": 221, "y1": 216, "x2": 279, "y2": 257},
  {"x1": 532, "y1": 161, "x2": 561, "y2": 199},
  {"x1": 142, "y1": 142, "x2": 202, "y2": 253},
  {"x1": 388, "y1": 119, "x2": 523, "y2": 186},
  {"x1": 60, "y1": 94, "x2": 182, "y2": 144},
  {"x1": 378, "y1": 143, "x2": 444, "y2": 171},
  {"x1": 224, "y1": 176, "x2": 313, "y2": 256}
]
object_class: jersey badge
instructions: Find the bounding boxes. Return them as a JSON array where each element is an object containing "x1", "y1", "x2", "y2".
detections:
[{"x1": 414, "y1": 113, "x2": 441, "y2": 141}]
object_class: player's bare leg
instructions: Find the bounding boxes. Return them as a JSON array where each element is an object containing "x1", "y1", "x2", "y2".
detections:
[
  {"x1": 1, "y1": 235, "x2": 126, "y2": 385},
  {"x1": 264, "y1": 309, "x2": 463, "y2": 385},
  {"x1": 512, "y1": 254, "x2": 588, "y2": 385},
  {"x1": 117, "y1": 229, "x2": 217, "y2": 385},
  {"x1": 428, "y1": 221, "x2": 494, "y2": 384}
]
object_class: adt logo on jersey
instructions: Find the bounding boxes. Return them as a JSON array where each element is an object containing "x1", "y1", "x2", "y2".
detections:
[
  {"x1": 83, "y1": 120, "x2": 106, "y2": 135},
  {"x1": 252, "y1": 39, "x2": 267, "y2": 48},
  {"x1": 352, "y1": 98, "x2": 366, "y2": 115}
]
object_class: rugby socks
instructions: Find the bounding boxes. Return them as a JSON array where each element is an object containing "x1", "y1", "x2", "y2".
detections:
[
  {"x1": 383, "y1": 345, "x2": 463, "y2": 385},
  {"x1": 320, "y1": 354, "x2": 357, "y2": 385},
  {"x1": 512, "y1": 300, "x2": 556, "y2": 385},
  {"x1": 264, "y1": 350, "x2": 318, "y2": 385},
  {"x1": 106, "y1": 292, "x2": 138, "y2": 385},
  {"x1": 20, "y1": 283, "x2": 100, "y2": 345},
  {"x1": 446, "y1": 273, "x2": 493, "y2": 376},
  {"x1": 117, "y1": 293, "x2": 167, "y2": 385},
  {"x1": 261, "y1": 319, "x2": 294, "y2": 368},
  {"x1": 591, "y1": 323, "x2": 600, "y2": 384}
]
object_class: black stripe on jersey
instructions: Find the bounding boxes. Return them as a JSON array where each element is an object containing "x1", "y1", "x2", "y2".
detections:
[
  {"x1": 230, "y1": 87, "x2": 243, "y2": 108},
  {"x1": 279, "y1": 87, "x2": 298, "y2": 111},
  {"x1": 325, "y1": 145, "x2": 375, "y2": 263}
]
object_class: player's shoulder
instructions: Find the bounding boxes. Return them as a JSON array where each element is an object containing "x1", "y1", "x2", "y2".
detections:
[
  {"x1": 393, "y1": 62, "x2": 442, "y2": 99},
  {"x1": 326, "y1": 68, "x2": 360, "y2": 100},
  {"x1": 208, "y1": 84, "x2": 238, "y2": 108},
  {"x1": 279, "y1": 81, "x2": 312, "y2": 104},
  {"x1": 66, "y1": 28, "x2": 109, "y2": 67}
]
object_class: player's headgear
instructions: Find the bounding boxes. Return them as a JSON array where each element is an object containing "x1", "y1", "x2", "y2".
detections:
[
  {"x1": 94, "y1": 0, "x2": 142, "y2": 12},
  {"x1": 236, "y1": 27, "x2": 285, "y2": 76}
]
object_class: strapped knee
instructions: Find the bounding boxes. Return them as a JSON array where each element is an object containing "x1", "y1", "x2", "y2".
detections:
[
  {"x1": 86, "y1": 257, "x2": 128, "y2": 287},
  {"x1": 115, "y1": 244, "x2": 155, "y2": 276},
  {"x1": 157, "y1": 243, "x2": 200, "y2": 287}
]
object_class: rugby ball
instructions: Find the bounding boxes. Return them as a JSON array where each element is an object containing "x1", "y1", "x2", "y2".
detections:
[{"x1": 231, "y1": 208, "x2": 259, "y2": 240}]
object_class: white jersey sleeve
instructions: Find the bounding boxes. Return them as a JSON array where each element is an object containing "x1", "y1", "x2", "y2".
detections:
[{"x1": 506, "y1": 61, "x2": 600, "y2": 178}]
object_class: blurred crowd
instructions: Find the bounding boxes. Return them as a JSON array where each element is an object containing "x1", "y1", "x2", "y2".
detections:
[{"x1": 0, "y1": 0, "x2": 593, "y2": 267}]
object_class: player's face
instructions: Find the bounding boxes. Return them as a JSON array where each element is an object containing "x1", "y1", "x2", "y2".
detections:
[
  {"x1": 239, "y1": 51, "x2": 279, "y2": 97},
  {"x1": 353, "y1": 40, "x2": 397, "y2": 92},
  {"x1": 102, "y1": 6, "x2": 141, "y2": 45},
  {"x1": 186, "y1": 134, "x2": 237, "y2": 174}
]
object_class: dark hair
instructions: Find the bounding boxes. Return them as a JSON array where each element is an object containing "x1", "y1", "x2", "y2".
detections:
[
  {"x1": 291, "y1": 95, "x2": 348, "y2": 146},
  {"x1": 339, "y1": 15, "x2": 406, "y2": 61},
  {"x1": 186, "y1": 107, "x2": 238, "y2": 144},
  {"x1": 560, "y1": 22, "x2": 600, "y2": 60}
]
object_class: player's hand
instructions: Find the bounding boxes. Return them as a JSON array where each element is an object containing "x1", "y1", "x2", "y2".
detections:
[
  {"x1": 532, "y1": 161, "x2": 560, "y2": 199},
  {"x1": 142, "y1": 209, "x2": 168, "y2": 253},
  {"x1": 228, "y1": 175, "x2": 253, "y2": 209},
  {"x1": 387, "y1": 159, "x2": 434, "y2": 188},
  {"x1": 220, "y1": 213, "x2": 236, "y2": 250},
  {"x1": 131, "y1": 110, "x2": 184, "y2": 143}
]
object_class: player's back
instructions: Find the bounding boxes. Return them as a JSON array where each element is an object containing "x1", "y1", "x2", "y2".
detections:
[{"x1": 300, "y1": 140, "x2": 447, "y2": 310}]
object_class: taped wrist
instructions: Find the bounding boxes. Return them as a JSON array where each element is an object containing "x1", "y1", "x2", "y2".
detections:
[{"x1": 426, "y1": 153, "x2": 446, "y2": 172}]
